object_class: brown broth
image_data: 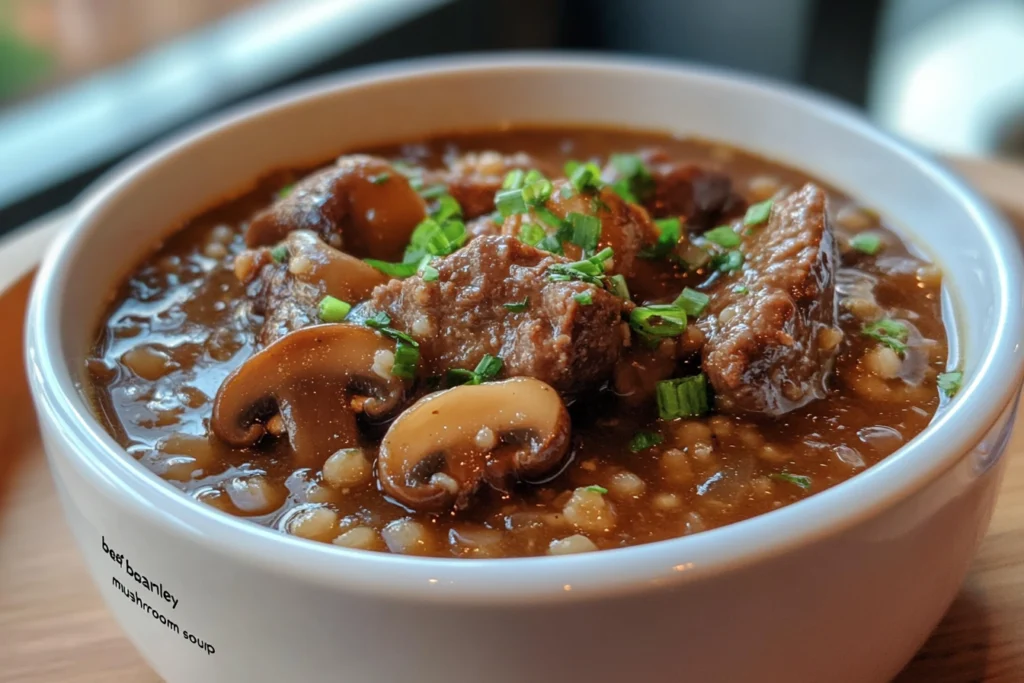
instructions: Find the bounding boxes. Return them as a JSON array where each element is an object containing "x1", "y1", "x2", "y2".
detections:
[{"x1": 86, "y1": 127, "x2": 949, "y2": 558}]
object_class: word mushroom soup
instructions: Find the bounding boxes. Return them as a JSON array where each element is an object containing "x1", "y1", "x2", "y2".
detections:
[{"x1": 87, "y1": 128, "x2": 957, "y2": 558}]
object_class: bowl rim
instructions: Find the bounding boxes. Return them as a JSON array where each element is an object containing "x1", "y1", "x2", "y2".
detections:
[{"x1": 26, "y1": 52, "x2": 1024, "y2": 603}]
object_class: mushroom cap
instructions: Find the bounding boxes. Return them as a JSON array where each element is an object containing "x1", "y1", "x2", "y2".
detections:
[
  {"x1": 377, "y1": 377, "x2": 571, "y2": 512},
  {"x1": 246, "y1": 155, "x2": 426, "y2": 260},
  {"x1": 283, "y1": 230, "x2": 388, "y2": 302},
  {"x1": 211, "y1": 323, "x2": 408, "y2": 465}
]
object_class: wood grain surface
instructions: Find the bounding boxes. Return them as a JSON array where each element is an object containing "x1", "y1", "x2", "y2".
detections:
[{"x1": 1, "y1": 159, "x2": 1023, "y2": 682}]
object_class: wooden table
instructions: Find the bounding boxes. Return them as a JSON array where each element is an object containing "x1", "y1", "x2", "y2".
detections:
[{"x1": 2, "y1": 158, "x2": 1023, "y2": 682}]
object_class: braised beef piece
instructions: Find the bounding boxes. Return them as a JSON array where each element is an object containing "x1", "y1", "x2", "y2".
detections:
[
  {"x1": 422, "y1": 152, "x2": 556, "y2": 220},
  {"x1": 613, "y1": 150, "x2": 744, "y2": 229},
  {"x1": 238, "y1": 249, "x2": 320, "y2": 347},
  {"x1": 500, "y1": 180, "x2": 658, "y2": 279},
  {"x1": 369, "y1": 235, "x2": 626, "y2": 394},
  {"x1": 246, "y1": 155, "x2": 426, "y2": 260},
  {"x1": 699, "y1": 183, "x2": 840, "y2": 415}
]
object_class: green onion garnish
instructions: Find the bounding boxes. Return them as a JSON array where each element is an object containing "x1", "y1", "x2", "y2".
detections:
[
  {"x1": 536, "y1": 234, "x2": 565, "y2": 255},
  {"x1": 772, "y1": 472, "x2": 812, "y2": 490},
  {"x1": 522, "y1": 176, "x2": 553, "y2": 206},
  {"x1": 608, "y1": 153, "x2": 654, "y2": 203},
  {"x1": 474, "y1": 354, "x2": 504, "y2": 380},
  {"x1": 496, "y1": 189, "x2": 529, "y2": 218},
  {"x1": 703, "y1": 225, "x2": 741, "y2": 248},
  {"x1": 502, "y1": 169, "x2": 525, "y2": 190},
  {"x1": 419, "y1": 184, "x2": 449, "y2": 200},
  {"x1": 431, "y1": 194, "x2": 462, "y2": 223},
  {"x1": 518, "y1": 222, "x2": 545, "y2": 247},
  {"x1": 364, "y1": 313, "x2": 418, "y2": 346},
  {"x1": 628, "y1": 430, "x2": 663, "y2": 452},
  {"x1": 640, "y1": 217, "x2": 682, "y2": 259},
  {"x1": 534, "y1": 207, "x2": 564, "y2": 230},
  {"x1": 364, "y1": 259, "x2": 420, "y2": 278},
  {"x1": 270, "y1": 245, "x2": 289, "y2": 263},
  {"x1": 712, "y1": 249, "x2": 744, "y2": 273},
  {"x1": 403, "y1": 214, "x2": 467, "y2": 262},
  {"x1": 937, "y1": 370, "x2": 963, "y2": 397},
  {"x1": 317, "y1": 296, "x2": 351, "y2": 323},
  {"x1": 277, "y1": 184, "x2": 294, "y2": 199},
  {"x1": 656, "y1": 374, "x2": 710, "y2": 419},
  {"x1": 674, "y1": 287, "x2": 709, "y2": 317},
  {"x1": 391, "y1": 340, "x2": 419, "y2": 379},
  {"x1": 850, "y1": 233, "x2": 882, "y2": 255},
  {"x1": 863, "y1": 319, "x2": 909, "y2": 354},
  {"x1": 573, "y1": 291, "x2": 594, "y2": 306},
  {"x1": 567, "y1": 212, "x2": 601, "y2": 254},
  {"x1": 547, "y1": 247, "x2": 614, "y2": 286},
  {"x1": 567, "y1": 161, "x2": 603, "y2": 192},
  {"x1": 369, "y1": 172, "x2": 390, "y2": 185},
  {"x1": 732, "y1": 283, "x2": 749, "y2": 294},
  {"x1": 585, "y1": 485, "x2": 608, "y2": 495},
  {"x1": 504, "y1": 297, "x2": 529, "y2": 312},
  {"x1": 607, "y1": 274, "x2": 630, "y2": 300},
  {"x1": 418, "y1": 259, "x2": 439, "y2": 282},
  {"x1": 630, "y1": 304, "x2": 688, "y2": 338},
  {"x1": 743, "y1": 199, "x2": 773, "y2": 226}
]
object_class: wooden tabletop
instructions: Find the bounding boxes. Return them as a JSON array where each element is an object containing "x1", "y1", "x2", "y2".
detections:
[{"x1": 2, "y1": 158, "x2": 1024, "y2": 682}]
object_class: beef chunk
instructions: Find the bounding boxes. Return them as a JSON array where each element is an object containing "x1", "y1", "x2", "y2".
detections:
[
  {"x1": 500, "y1": 180, "x2": 658, "y2": 279},
  {"x1": 369, "y1": 236, "x2": 625, "y2": 394},
  {"x1": 235, "y1": 231, "x2": 387, "y2": 346},
  {"x1": 246, "y1": 155, "x2": 426, "y2": 261},
  {"x1": 607, "y1": 149, "x2": 743, "y2": 229},
  {"x1": 699, "y1": 183, "x2": 840, "y2": 415},
  {"x1": 422, "y1": 151, "x2": 555, "y2": 220}
]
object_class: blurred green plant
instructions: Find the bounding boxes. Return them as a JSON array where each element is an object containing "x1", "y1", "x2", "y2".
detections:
[{"x1": 0, "y1": 25, "x2": 54, "y2": 101}]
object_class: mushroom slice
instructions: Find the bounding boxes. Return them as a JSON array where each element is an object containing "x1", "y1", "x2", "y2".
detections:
[
  {"x1": 246, "y1": 155, "x2": 427, "y2": 261},
  {"x1": 282, "y1": 230, "x2": 388, "y2": 302},
  {"x1": 377, "y1": 377, "x2": 571, "y2": 512},
  {"x1": 212, "y1": 324, "x2": 408, "y2": 466}
]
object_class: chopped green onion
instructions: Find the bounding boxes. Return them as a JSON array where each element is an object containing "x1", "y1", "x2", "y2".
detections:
[
  {"x1": 364, "y1": 259, "x2": 420, "y2": 278},
  {"x1": 610, "y1": 153, "x2": 645, "y2": 179},
  {"x1": 850, "y1": 233, "x2": 883, "y2": 255},
  {"x1": 404, "y1": 215, "x2": 467, "y2": 262},
  {"x1": 573, "y1": 291, "x2": 594, "y2": 306},
  {"x1": 656, "y1": 374, "x2": 710, "y2": 419},
  {"x1": 630, "y1": 304, "x2": 687, "y2": 337},
  {"x1": 522, "y1": 177, "x2": 553, "y2": 206},
  {"x1": 674, "y1": 287, "x2": 709, "y2": 317},
  {"x1": 474, "y1": 354, "x2": 504, "y2": 380},
  {"x1": 534, "y1": 207, "x2": 565, "y2": 230},
  {"x1": 419, "y1": 184, "x2": 449, "y2": 200},
  {"x1": 504, "y1": 297, "x2": 530, "y2": 312},
  {"x1": 609, "y1": 178, "x2": 637, "y2": 203},
  {"x1": 628, "y1": 430, "x2": 663, "y2": 452},
  {"x1": 536, "y1": 234, "x2": 565, "y2": 255},
  {"x1": 391, "y1": 340, "x2": 419, "y2": 379},
  {"x1": 567, "y1": 161, "x2": 603, "y2": 192},
  {"x1": 732, "y1": 283, "x2": 749, "y2": 294},
  {"x1": 703, "y1": 225, "x2": 741, "y2": 248},
  {"x1": 640, "y1": 217, "x2": 682, "y2": 259},
  {"x1": 608, "y1": 153, "x2": 654, "y2": 203},
  {"x1": 418, "y1": 258, "x2": 439, "y2": 282},
  {"x1": 496, "y1": 189, "x2": 529, "y2": 217},
  {"x1": 585, "y1": 485, "x2": 608, "y2": 495},
  {"x1": 772, "y1": 472, "x2": 812, "y2": 490},
  {"x1": 712, "y1": 249, "x2": 744, "y2": 273},
  {"x1": 270, "y1": 245, "x2": 289, "y2": 263},
  {"x1": 277, "y1": 184, "x2": 294, "y2": 199},
  {"x1": 567, "y1": 212, "x2": 601, "y2": 254},
  {"x1": 607, "y1": 274, "x2": 630, "y2": 300},
  {"x1": 431, "y1": 194, "x2": 462, "y2": 222},
  {"x1": 863, "y1": 319, "x2": 909, "y2": 354},
  {"x1": 365, "y1": 311, "x2": 390, "y2": 327},
  {"x1": 518, "y1": 222, "x2": 546, "y2": 246},
  {"x1": 364, "y1": 313, "x2": 418, "y2": 346},
  {"x1": 317, "y1": 296, "x2": 351, "y2": 323},
  {"x1": 502, "y1": 169, "x2": 525, "y2": 190},
  {"x1": 445, "y1": 368, "x2": 479, "y2": 387},
  {"x1": 559, "y1": 183, "x2": 576, "y2": 200},
  {"x1": 547, "y1": 247, "x2": 614, "y2": 285},
  {"x1": 937, "y1": 370, "x2": 963, "y2": 398},
  {"x1": 743, "y1": 199, "x2": 773, "y2": 226},
  {"x1": 369, "y1": 172, "x2": 390, "y2": 185}
]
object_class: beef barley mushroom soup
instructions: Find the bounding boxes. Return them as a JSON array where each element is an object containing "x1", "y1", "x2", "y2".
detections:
[{"x1": 86, "y1": 127, "x2": 957, "y2": 558}]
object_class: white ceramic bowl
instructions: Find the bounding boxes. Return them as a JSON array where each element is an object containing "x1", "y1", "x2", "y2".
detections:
[{"x1": 25, "y1": 55, "x2": 1024, "y2": 683}]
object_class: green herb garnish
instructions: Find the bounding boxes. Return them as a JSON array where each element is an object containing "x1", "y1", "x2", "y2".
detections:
[
  {"x1": 573, "y1": 291, "x2": 594, "y2": 306},
  {"x1": 504, "y1": 297, "x2": 530, "y2": 312},
  {"x1": 641, "y1": 217, "x2": 682, "y2": 259},
  {"x1": 369, "y1": 172, "x2": 390, "y2": 185},
  {"x1": 732, "y1": 283, "x2": 749, "y2": 294},
  {"x1": 703, "y1": 225, "x2": 741, "y2": 248},
  {"x1": 567, "y1": 212, "x2": 601, "y2": 254},
  {"x1": 607, "y1": 274, "x2": 630, "y2": 300},
  {"x1": 585, "y1": 485, "x2": 609, "y2": 495},
  {"x1": 772, "y1": 472, "x2": 812, "y2": 490},
  {"x1": 656, "y1": 375, "x2": 710, "y2": 419},
  {"x1": 317, "y1": 296, "x2": 351, "y2": 323},
  {"x1": 863, "y1": 319, "x2": 909, "y2": 354},
  {"x1": 277, "y1": 184, "x2": 294, "y2": 199},
  {"x1": 518, "y1": 222, "x2": 545, "y2": 247},
  {"x1": 391, "y1": 340, "x2": 419, "y2": 379},
  {"x1": 630, "y1": 304, "x2": 688, "y2": 338},
  {"x1": 743, "y1": 199, "x2": 773, "y2": 226},
  {"x1": 628, "y1": 430, "x2": 664, "y2": 452},
  {"x1": 270, "y1": 245, "x2": 288, "y2": 263},
  {"x1": 445, "y1": 354, "x2": 504, "y2": 386},
  {"x1": 711, "y1": 249, "x2": 744, "y2": 273},
  {"x1": 937, "y1": 370, "x2": 963, "y2": 397},
  {"x1": 850, "y1": 233, "x2": 882, "y2": 255},
  {"x1": 364, "y1": 259, "x2": 420, "y2": 278},
  {"x1": 674, "y1": 287, "x2": 709, "y2": 317},
  {"x1": 547, "y1": 247, "x2": 614, "y2": 286}
]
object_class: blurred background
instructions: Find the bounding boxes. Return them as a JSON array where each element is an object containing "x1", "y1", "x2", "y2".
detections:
[{"x1": 2, "y1": 0, "x2": 1024, "y2": 235}]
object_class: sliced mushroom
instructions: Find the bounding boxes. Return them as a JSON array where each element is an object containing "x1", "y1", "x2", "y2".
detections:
[
  {"x1": 377, "y1": 377, "x2": 571, "y2": 512},
  {"x1": 247, "y1": 155, "x2": 427, "y2": 260},
  {"x1": 280, "y1": 230, "x2": 388, "y2": 300},
  {"x1": 212, "y1": 324, "x2": 408, "y2": 466}
]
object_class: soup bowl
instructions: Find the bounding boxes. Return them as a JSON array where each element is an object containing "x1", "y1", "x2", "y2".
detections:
[{"x1": 25, "y1": 55, "x2": 1024, "y2": 683}]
